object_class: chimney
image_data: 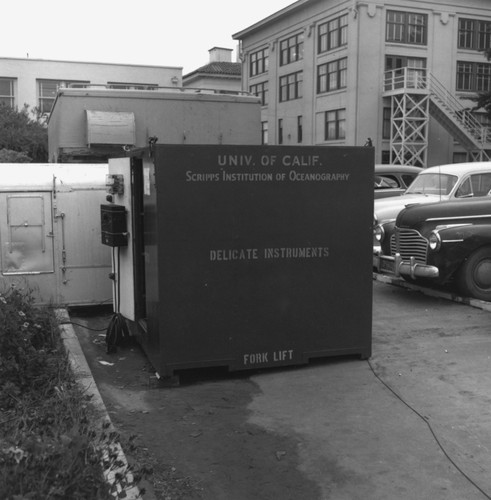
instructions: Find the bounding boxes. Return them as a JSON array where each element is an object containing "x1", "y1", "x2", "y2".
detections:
[{"x1": 209, "y1": 47, "x2": 233, "y2": 63}]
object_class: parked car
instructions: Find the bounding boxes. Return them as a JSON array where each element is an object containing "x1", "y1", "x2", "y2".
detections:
[
  {"x1": 374, "y1": 164, "x2": 422, "y2": 199},
  {"x1": 373, "y1": 197, "x2": 491, "y2": 301},
  {"x1": 375, "y1": 162, "x2": 491, "y2": 225},
  {"x1": 374, "y1": 162, "x2": 491, "y2": 253}
]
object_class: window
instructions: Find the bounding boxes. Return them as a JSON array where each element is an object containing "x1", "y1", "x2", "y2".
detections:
[
  {"x1": 385, "y1": 56, "x2": 426, "y2": 72},
  {"x1": 457, "y1": 61, "x2": 491, "y2": 92},
  {"x1": 318, "y1": 14, "x2": 348, "y2": 53},
  {"x1": 453, "y1": 152, "x2": 468, "y2": 164},
  {"x1": 456, "y1": 173, "x2": 491, "y2": 198},
  {"x1": 278, "y1": 119, "x2": 283, "y2": 145},
  {"x1": 107, "y1": 82, "x2": 157, "y2": 90},
  {"x1": 324, "y1": 109, "x2": 346, "y2": 140},
  {"x1": 381, "y1": 151, "x2": 391, "y2": 164},
  {"x1": 38, "y1": 79, "x2": 89, "y2": 114},
  {"x1": 297, "y1": 116, "x2": 303, "y2": 143},
  {"x1": 383, "y1": 108, "x2": 392, "y2": 139},
  {"x1": 386, "y1": 11, "x2": 427, "y2": 45},
  {"x1": 250, "y1": 48, "x2": 268, "y2": 76},
  {"x1": 280, "y1": 33, "x2": 304, "y2": 66},
  {"x1": 375, "y1": 175, "x2": 400, "y2": 189},
  {"x1": 458, "y1": 18, "x2": 491, "y2": 51},
  {"x1": 0, "y1": 78, "x2": 15, "y2": 107},
  {"x1": 250, "y1": 81, "x2": 268, "y2": 106},
  {"x1": 317, "y1": 58, "x2": 347, "y2": 93},
  {"x1": 279, "y1": 71, "x2": 303, "y2": 102},
  {"x1": 477, "y1": 64, "x2": 491, "y2": 92},
  {"x1": 456, "y1": 62, "x2": 473, "y2": 91},
  {"x1": 261, "y1": 121, "x2": 268, "y2": 145}
]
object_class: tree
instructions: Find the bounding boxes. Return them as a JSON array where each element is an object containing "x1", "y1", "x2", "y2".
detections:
[
  {"x1": 0, "y1": 104, "x2": 48, "y2": 162},
  {"x1": 470, "y1": 49, "x2": 491, "y2": 119}
]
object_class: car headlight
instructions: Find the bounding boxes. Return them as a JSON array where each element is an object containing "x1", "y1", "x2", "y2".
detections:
[
  {"x1": 374, "y1": 224, "x2": 385, "y2": 243},
  {"x1": 428, "y1": 231, "x2": 441, "y2": 251}
]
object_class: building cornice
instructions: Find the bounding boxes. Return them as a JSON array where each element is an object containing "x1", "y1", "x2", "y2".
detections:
[{"x1": 232, "y1": 0, "x2": 324, "y2": 40}]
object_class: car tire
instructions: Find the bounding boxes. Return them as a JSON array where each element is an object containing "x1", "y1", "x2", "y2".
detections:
[{"x1": 457, "y1": 246, "x2": 491, "y2": 301}]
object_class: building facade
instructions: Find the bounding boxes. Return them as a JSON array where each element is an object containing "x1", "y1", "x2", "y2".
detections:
[
  {"x1": 233, "y1": 0, "x2": 491, "y2": 167},
  {"x1": 0, "y1": 57, "x2": 182, "y2": 116}
]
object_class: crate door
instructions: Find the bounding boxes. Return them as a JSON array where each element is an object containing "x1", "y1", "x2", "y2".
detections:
[{"x1": 1, "y1": 193, "x2": 55, "y2": 274}]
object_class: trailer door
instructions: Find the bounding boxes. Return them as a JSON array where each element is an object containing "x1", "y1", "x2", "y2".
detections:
[{"x1": 0, "y1": 193, "x2": 54, "y2": 274}]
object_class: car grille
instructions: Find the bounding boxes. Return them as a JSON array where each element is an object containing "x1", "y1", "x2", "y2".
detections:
[{"x1": 390, "y1": 228, "x2": 428, "y2": 264}]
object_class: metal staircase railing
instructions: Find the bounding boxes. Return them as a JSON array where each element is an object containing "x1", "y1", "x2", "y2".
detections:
[
  {"x1": 428, "y1": 73, "x2": 491, "y2": 146},
  {"x1": 384, "y1": 68, "x2": 491, "y2": 159}
]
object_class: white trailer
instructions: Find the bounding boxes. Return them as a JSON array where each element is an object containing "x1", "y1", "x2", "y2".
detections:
[
  {"x1": 0, "y1": 163, "x2": 112, "y2": 306},
  {"x1": 48, "y1": 87, "x2": 262, "y2": 163}
]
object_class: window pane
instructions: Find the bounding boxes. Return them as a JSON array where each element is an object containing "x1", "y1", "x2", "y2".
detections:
[
  {"x1": 340, "y1": 15, "x2": 348, "y2": 45},
  {"x1": 328, "y1": 61, "x2": 337, "y2": 90},
  {"x1": 327, "y1": 121, "x2": 336, "y2": 140},
  {"x1": 387, "y1": 11, "x2": 405, "y2": 42},
  {"x1": 383, "y1": 108, "x2": 391, "y2": 139},
  {"x1": 261, "y1": 121, "x2": 268, "y2": 145},
  {"x1": 39, "y1": 81, "x2": 58, "y2": 98},
  {"x1": 478, "y1": 22, "x2": 491, "y2": 50},
  {"x1": 457, "y1": 62, "x2": 473, "y2": 91},
  {"x1": 459, "y1": 19, "x2": 475, "y2": 48},
  {"x1": 477, "y1": 64, "x2": 491, "y2": 92},
  {"x1": 317, "y1": 65, "x2": 327, "y2": 93},
  {"x1": 339, "y1": 58, "x2": 347, "y2": 87},
  {"x1": 318, "y1": 23, "x2": 328, "y2": 53},
  {"x1": 329, "y1": 18, "x2": 339, "y2": 49},
  {"x1": 0, "y1": 79, "x2": 12, "y2": 95},
  {"x1": 338, "y1": 109, "x2": 346, "y2": 139}
]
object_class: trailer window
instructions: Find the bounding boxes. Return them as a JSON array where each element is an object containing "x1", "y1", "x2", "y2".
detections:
[{"x1": 1, "y1": 193, "x2": 54, "y2": 274}]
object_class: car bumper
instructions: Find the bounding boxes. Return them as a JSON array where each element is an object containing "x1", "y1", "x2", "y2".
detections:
[{"x1": 373, "y1": 252, "x2": 439, "y2": 279}]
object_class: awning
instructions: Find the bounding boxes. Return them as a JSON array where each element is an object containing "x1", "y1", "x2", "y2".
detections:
[{"x1": 86, "y1": 110, "x2": 135, "y2": 146}]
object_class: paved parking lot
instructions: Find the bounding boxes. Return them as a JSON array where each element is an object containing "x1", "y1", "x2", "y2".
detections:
[{"x1": 70, "y1": 278, "x2": 491, "y2": 500}]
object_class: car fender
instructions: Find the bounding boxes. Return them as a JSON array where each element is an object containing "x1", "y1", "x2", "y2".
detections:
[{"x1": 429, "y1": 224, "x2": 491, "y2": 280}]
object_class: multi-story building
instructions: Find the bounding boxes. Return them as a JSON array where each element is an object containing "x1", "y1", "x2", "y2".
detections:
[
  {"x1": 0, "y1": 57, "x2": 182, "y2": 116},
  {"x1": 233, "y1": 0, "x2": 491, "y2": 167}
]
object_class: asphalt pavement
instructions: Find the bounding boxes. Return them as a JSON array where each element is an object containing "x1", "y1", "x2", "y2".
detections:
[{"x1": 65, "y1": 277, "x2": 491, "y2": 500}]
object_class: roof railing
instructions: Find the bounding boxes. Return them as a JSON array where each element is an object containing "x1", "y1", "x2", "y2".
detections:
[{"x1": 61, "y1": 82, "x2": 253, "y2": 97}]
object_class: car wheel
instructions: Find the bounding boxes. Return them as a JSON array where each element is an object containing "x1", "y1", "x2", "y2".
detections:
[{"x1": 457, "y1": 247, "x2": 491, "y2": 301}]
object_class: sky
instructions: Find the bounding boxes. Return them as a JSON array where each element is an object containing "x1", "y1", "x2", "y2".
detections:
[{"x1": 2, "y1": 0, "x2": 295, "y2": 74}]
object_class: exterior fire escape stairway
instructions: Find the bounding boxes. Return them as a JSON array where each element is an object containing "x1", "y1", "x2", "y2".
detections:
[{"x1": 383, "y1": 67, "x2": 491, "y2": 166}]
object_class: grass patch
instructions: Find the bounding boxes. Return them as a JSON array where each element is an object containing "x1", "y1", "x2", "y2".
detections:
[{"x1": 0, "y1": 289, "x2": 146, "y2": 499}]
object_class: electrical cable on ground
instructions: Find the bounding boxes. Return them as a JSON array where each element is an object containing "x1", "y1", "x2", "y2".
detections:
[
  {"x1": 367, "y1": 359, "x2": 491, "y2": 500},
  {"x1": 66, "y1": 321, "x2": 108, "y2": 332}
]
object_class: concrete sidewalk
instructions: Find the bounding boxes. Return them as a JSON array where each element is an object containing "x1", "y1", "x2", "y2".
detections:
[{"x1": 67, "y1": 280, "x2": 491, "y2": 500}]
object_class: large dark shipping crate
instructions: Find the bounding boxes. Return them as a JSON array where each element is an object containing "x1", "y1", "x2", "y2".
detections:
[{"x1": 132, "y1": 145, "x2": 373, "y2": 377}]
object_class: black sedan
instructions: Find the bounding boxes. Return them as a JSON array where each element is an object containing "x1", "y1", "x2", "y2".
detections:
[{"x1": 373, "y1": 197, "x2": 491, "y2": 301}]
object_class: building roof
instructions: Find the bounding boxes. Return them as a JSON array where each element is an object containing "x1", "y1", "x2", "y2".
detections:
[
  {"x1": 233, "y1": 0, "x2": 316, "y2": 39},
  {"x1": 184, "y1": 61, "x2": 241, "y2": 79}
]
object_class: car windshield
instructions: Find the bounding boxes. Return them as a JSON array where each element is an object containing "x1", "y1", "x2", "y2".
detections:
[{"x1": 405, "y1": 173, "x2": 458, "y2": 196}]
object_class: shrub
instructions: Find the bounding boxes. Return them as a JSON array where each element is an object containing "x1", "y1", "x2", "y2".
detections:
[{"x1": 0, "y1": 289, "x2": 140, "y2": 499}]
